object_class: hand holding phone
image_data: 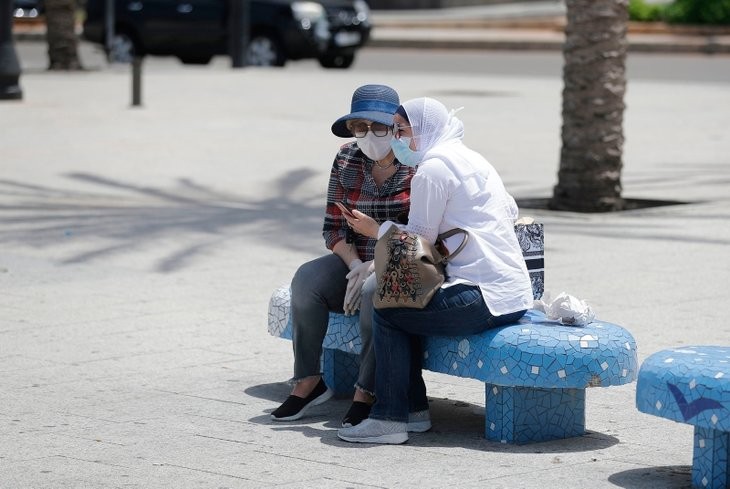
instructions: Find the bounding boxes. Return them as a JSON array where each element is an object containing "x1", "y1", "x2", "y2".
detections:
[{"x1": 335, "y1": 201, "x2": 355, "y2": 218}]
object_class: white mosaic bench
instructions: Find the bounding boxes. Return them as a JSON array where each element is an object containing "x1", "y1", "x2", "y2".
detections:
[
  {"x1": 267, "y1": 224, "x2": 639, "y2": 444},
  {"x1": 636, "y1": 347, "x2": 729, "y2": 489}
]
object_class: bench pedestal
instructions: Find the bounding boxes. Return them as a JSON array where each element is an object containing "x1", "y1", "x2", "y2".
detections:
[
  {"x1": 636, "y1": 346, "x2": 729, "y2": 489},
  {"x1": 486, "y1": 384, "x2": 585, "y2": 443},
  {"x1": 693, "y1": 426, "x2": 729, "y2": 489},
  {"x1": 322, "y1": 348, "x2": 358, "y2": 398}
]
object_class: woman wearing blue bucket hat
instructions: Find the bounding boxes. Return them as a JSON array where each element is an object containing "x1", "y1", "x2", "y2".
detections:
[{"x1": 271, "y1": 85, "x2": 417, "y2": 428}]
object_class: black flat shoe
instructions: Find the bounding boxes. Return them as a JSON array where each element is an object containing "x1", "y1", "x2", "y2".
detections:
[
  {"x1": 341, "y1": 401, "x2": 372, "y2": 428},
  {"x1": 271, "y1": 378, "x2": 333, "y2": 421}
]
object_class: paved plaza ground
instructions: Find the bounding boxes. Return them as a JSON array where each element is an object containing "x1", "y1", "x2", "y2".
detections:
[{"x1": 1, "y1": 41, "x2": 729, "y2": 488}]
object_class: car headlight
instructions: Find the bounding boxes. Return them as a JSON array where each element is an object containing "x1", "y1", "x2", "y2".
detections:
[
  {"x1": 353, "y1": 0, "x2": 369, "y2": 23},
  {"x1": 291, "y1": 1, "x2": 325, "y2": 30}
]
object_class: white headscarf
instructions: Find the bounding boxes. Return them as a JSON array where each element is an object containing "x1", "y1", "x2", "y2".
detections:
[
  {"x1": 401, "y1": 97, "x2": 464, "y2": 157},
  {"x1": 402, "y1": 97, "x2": 487, "y2": 199}
]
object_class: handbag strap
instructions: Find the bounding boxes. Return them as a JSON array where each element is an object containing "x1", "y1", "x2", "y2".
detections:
[{"x1": 436, "y1": 228, "x2": 469, "y2": 263}]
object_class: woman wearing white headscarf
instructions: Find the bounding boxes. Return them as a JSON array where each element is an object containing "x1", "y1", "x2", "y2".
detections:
[{"x1": 338, "y1": 97, "x2": 534, "y2": 444}]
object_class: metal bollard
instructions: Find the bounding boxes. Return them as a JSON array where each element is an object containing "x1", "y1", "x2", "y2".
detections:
[
  {"x1": 229, "y1": 0, "x2": 250, "y2": 68},
  {"x1": 131, "y1": 56, "x2": 142, "y2": 107},
  {"x1": 0, "y1": 0, "x2": 22, "y2": 100}
]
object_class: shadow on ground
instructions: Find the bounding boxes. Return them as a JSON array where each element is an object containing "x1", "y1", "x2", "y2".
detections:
[
  {"x1": 0, "y1": 170, "x2": 325, "y2": 272},
  {"x1": 516, "y1": 197, "x2": 690, "y2": 213},
  {"x1": 608, "y1": 464, "x2": 692, "y2": 489},
  {"x1": 245, "y1": 383, "x2": 619, "y2": 454},
  {"x1": 4, "y1": 172, "x2": 726, "y2": 274}
]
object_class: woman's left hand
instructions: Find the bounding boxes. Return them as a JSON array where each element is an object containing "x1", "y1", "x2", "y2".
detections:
[{"x1": 345, "y1": 210, "x2": 379, "y2": 239}]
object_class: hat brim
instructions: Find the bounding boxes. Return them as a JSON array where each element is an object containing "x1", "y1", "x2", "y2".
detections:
[{"x1": 331, "y1": 111, "x2": 396, "y2": 138}]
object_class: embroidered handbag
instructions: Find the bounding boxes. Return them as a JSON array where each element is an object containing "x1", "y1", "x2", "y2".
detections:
[{"x1": 373, "y1": 224, "x2": 469, "y2": 309}]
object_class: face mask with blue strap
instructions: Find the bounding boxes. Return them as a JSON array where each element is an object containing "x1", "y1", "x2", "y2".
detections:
[{"x1": 390, "y1": 137, "x2": 421, "y2": 168}]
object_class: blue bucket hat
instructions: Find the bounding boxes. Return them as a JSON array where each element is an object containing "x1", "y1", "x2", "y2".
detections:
[{"x1": 331, "y1": 84, "x2": 400, "y2": 138}]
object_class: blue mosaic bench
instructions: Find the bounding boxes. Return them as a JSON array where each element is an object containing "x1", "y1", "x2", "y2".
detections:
[
  {"x1": 636, "y1": 347, "x2": 730, "y2": 489},
  {"x1": 267, "y1": 224, "x2": 639, "y2": 444}
]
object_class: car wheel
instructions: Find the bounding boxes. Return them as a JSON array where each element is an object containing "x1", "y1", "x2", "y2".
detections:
[
  {"x1": 246, "y1": 35, "x2": 285, "y2": 67},
  {"x1": 108, "y1": 32, "x2": 138, "y2": 64},
  {"x1": 318, "y1": 54, "x2": 355, "y2": 69}
]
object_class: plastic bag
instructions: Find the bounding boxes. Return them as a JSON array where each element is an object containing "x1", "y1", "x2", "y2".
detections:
[{"x1": 533, "y1": 291, "x2": 596, "y2": 326}]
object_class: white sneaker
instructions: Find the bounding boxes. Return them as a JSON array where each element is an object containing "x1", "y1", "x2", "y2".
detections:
[
  {"x1": 407, "y1": 410, "x2": 431, "y2": 433},
  {"x1": 338, "y1": 418, "x2": 408, "y2": 444}
]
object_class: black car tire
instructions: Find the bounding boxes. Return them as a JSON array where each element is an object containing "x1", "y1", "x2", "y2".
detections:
[
  {"x1": 246, "y1": 34, "x2": 286, "y2": 67},
  {"x1": 108, "y1": 31, "x2": 139, "y2": 64},
  {"x1": 318, "y1": 53, "x2": 355, "y2": 69}
]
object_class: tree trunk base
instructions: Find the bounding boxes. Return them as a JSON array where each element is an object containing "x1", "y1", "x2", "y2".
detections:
[
  {"x1": 48, "y1": 60, "x2": 84, "y2": 70},
  {"x1": 549, "y1": 192, "x2": 625, "y2": 213}
]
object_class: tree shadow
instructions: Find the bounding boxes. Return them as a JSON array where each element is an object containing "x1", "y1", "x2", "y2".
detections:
[
  {"x1": 0, "y1": 169, "x2": 327, "y2": 272},
  {"x1": 514, "y1": 196, "x2": 730, "y2": 247}
]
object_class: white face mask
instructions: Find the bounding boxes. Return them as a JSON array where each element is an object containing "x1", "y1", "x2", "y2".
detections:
[{"x1": 357, "y1": 132, "x2": 392, "y2": 161}]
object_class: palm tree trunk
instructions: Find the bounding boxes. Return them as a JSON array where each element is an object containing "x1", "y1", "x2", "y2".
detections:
[
  {"x1": 550, "y1": 0, "x2": 628, "y2": 212},
  {"x1": 45, "y1": 0, "x2": 82, "y2": 70}
]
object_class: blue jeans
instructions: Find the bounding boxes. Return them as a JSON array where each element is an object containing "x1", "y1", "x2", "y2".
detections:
[
  {"x1": 370, "y1": 283, "x2": 526, "y2": 422},
  {"x1": 290, "y1": 254, "x2": 377, "y2": 395}
]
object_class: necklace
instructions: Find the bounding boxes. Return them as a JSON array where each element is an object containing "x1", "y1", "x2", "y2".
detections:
[{"x1": 374, "y1": 155, "x2": 395, "y2": 170}]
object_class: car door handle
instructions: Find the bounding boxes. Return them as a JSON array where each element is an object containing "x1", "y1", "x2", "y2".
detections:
[
  {"x1": 176, "y1": 3, "x2": 193, "y2": 13},
  {"x1": 127, "y1": 1, "x2": 142, "y2": 11}
]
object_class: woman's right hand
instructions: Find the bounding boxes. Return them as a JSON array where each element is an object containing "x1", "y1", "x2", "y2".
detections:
[
  {"x1": 343, "y1": 209, "x2": 379, "y2": 239},
  {"x1": 344, "y1": 259, "x2": 374, "y2": 315}
]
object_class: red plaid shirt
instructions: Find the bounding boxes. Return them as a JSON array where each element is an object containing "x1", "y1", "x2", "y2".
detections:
[{"x1": 324, "y1": 142, "x2": 415, "y2": 261}]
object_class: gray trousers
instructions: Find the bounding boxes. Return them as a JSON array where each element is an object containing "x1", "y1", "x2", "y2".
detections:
[{"x1": 290, "y1": 253, "x2": 376, "y2": 395}]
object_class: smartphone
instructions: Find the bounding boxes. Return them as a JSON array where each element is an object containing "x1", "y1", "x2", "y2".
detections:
[{"x1": 335, "y1": 201, "x2": 355, "y2": 218}]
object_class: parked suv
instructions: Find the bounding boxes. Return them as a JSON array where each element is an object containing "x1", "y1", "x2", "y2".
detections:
[{"x1": 82, "y1": 0, "x2": 371, "y2": 68}]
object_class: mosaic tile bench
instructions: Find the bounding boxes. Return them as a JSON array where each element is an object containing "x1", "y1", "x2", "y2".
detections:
[
  {"x1": 267, "y1": 224, "x2": 639, "y2": 444},
  {"x1": 636, "y1": 347, "x2": 730, "y2": 489}
]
